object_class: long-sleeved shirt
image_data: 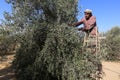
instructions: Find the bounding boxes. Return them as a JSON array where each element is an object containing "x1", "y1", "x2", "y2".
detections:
[{"x1": 75, "y1": 16, "x2": 97, "y2": 35}]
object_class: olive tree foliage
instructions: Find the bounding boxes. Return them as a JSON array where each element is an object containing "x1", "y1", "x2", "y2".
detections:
[
  {"x1": 0, "y1": 25, "x2": 10, "y2": 55},
  {"x1": 6, "y1": 0, "x2": 77, "y2": 28},
  {"x1": 0, "y1": 24, "x2": 17, "y2": 56},
  {"x1": 5, "y1": 0, "x2": 100, "y2": 80},
  {"x1": 102, "y1": 26, "x2": 120, "y2": 61}
]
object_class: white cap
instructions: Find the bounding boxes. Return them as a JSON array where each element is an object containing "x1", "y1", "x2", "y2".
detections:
[{"x1": 84, "y1": 9, "x2": 92, "y2": 13}]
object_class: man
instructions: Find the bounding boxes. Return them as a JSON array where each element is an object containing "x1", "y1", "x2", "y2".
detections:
[
  {"x1": 69, "y1": 9, "x2": 98, "y2": 37},
  {"x1": 69, "y1": 9, "x2": 102, "y2": 78}
]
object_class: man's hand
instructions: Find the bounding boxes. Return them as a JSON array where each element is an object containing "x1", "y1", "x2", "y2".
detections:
[{"x1": 68, "y1": 23, "x2": 76, "y2": 27}]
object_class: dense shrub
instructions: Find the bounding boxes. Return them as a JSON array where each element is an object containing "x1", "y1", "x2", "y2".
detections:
[{"x1": 102, "y1": 26, "x2": 120, "y2": 61}]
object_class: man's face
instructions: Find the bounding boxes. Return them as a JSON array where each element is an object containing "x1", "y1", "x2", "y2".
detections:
[{"x1": 84, "y1": 13, "x2": 91, "y2": 20}]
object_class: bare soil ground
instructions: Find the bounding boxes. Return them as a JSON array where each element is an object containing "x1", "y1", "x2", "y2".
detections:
[
  {"x1": 0, "y1": 54, "x2": 16, "y2": 80},
  {"x1": 102, "y1": 61, "x2": 120, "y2": 80}
]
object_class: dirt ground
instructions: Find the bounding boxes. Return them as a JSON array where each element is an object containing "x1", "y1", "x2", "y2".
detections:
[
  {"x1": 102, "y1": 61, "x2": 120, "y2": 80},
  {"x1": 0, "y1": 54, "x2": 120, "y2": 80},
  {"x1": 0, "y1": 54, "x2": 16, "y2": 80}
]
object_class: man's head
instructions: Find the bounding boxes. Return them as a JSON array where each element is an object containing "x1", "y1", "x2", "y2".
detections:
[{"x1": 84, "y1": 9, "x2": 92, "y2": 20}]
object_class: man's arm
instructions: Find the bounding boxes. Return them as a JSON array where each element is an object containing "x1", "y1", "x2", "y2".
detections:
[
  {"x1": 68, "y1": 18, "x2": 84, "y2": 27},
  {"x1": 74, "y1": 18, "x2": 84, "y2": 27}
]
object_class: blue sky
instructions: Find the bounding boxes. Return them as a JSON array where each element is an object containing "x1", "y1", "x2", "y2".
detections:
[
  {"x1": 0, "y1": 0, "x2": 12, "y2": 21},
  {"x1": 0, "y1": 0, "x2": 120, "y2": 32}
]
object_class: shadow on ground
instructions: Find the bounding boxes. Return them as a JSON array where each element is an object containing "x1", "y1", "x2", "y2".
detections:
[{"x1": 0, "y1": 66, "x2": 16, "y2": 80}]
